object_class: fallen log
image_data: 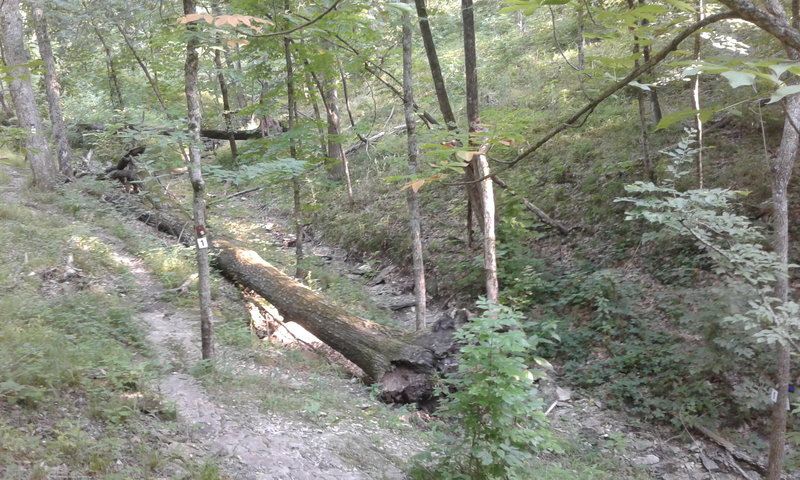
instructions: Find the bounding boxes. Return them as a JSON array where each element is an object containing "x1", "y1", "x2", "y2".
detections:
[
  {"x1": 216, "y1": 241, "x2": 435, "y2": 381},
  {"x1": 199, "y1": 128, "x2": 262, "y2": 140},
  {"x1": 98, "y1": 190, "x2": 461, "y2": 404},
  {"x1": 73, "y1": 123, "x2": 277, "y2": 141}
]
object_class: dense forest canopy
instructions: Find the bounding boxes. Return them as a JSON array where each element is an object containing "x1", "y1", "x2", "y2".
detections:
[{"x1": 1, "y1": 0, "x2": 799, "y2": 478}]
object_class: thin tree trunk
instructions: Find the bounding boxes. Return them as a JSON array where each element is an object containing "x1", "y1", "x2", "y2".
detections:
[
  {"x1": 283, "y1": 29, "x2": 306, "y2": 280},
  {"x1": 0, "y1": 0, "x2": 55, "y2": 190},
  {"x1": 231, "y1": 43, "x2": 248, "y2": 112},
  {"x1": 0, "y1": 79, "x2": 15, "y2": 119},
  {"x1": 758, "y1": 1, "x2": 800, "y2": 474},
  {"x1": 32, "y1": 3, "x2": 72, "y2": 177},
  {"x1": 477, "y1": 154, "x2": 498, "y2": 303},
  {"x1": 183, "y1": 0, "x2": 214, "y2": 360},
  {"x1": 339, "y1": 62, "x2": 357, "y2": 129},
  {"x1": 639, "y1": 0, "x2": 663, "y2": 123},
  {"x1": 765, "y1": 94, "x2": 798, "y2": 480},
  {"x1": 628, "y1": 0, "x2": 654, "y2": 181},
  {"x1": 461, "y1": 0, "x2": 499, "y2": 305},
  {"x1": 305, "y1": 73, "x2": 327, "y2": 151},
  {"x1": 414, "y1": 0, "x2": 457, "y2": 129},
  {"x1": 692, "y1": 0, "x2": 705, "y2": 188},
  {"x1": 116, "y1": 23, "x2": 167, "y2": 111},
  {"x1": 577, "y1": 6, "x2": 586, "y2": 70},
  {"x1": 213, "y1": 49, "x2": 238, "y2": 159},
  {"x1": 402, "y1": 0, "x2": 428, "y2": 331},
  {"x1": 93, "y1": 27, "x2": 124, "y2": 110},
  {"x1": 212, "y1": 2, "x2": 237, "y2": 159},
  {"x1": 323, "y1": 79, "x2": 354, "y2": 202}
]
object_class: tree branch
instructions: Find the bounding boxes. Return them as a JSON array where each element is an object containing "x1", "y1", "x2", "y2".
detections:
[{"x1": 446, "y1": 11, "x2": 736, "y2": 186}]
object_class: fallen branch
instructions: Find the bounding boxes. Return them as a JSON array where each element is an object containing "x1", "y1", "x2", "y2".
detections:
[
  {"x1": 491, "y1": 175, "x2": 571, "y2": 235},
  {"x1": 693, "y1": 425, "x2": 768, "y2": 476},
  {"x1": 344, "y1": 124, "x2": 406, "y2": 156}
]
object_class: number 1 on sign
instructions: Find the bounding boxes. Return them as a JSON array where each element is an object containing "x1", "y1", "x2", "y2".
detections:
[{"x1": 197, "y1": 237, "x2": 208, "y2": 249}]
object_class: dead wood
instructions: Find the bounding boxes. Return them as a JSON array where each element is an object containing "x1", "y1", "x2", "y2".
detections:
[{"x1": 693, "y1": 425, "x2": 769, "y2": 476}]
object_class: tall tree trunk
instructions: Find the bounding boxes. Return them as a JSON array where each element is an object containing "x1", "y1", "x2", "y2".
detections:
[
  {"x1": 116, "y1": 23, "x2": 167, "y2": 111},
  {"x1": 764, "y1": 94, "x2": 798, "y2": 480},
  {"x1": 212, "y1": 2, "x2": 237, "y2": 159},
  {"x1": 323, "y1": 79, "x2": 354, "y2": 202},
  {"x1": 628, "y1": 0, "x2": 654, "y2": 181},
  {"x1": 691, "y1": 0, "x2": 705, "y2": 188},
  {"x1": 305, "y1": 73, "x2": 327, "y2": 151},
  {"x1": 93, "y1": 27, "x2": 124, "y2": 110},
  {"x1": 414, "y1": 0, "x2": 457, "y2": 129},
  {"x1": 31, "y1": 3, "x2": 72, "y2": 177},
  {"x1": 183, "y1": 0, "x2": 214, "y2": 360},
  {"x1": 213, "y1": 49, "x2": 238, "y2": 159},
  {"x1": 577, "y1": 6, "x2": 586, "y2": 70},
  {"x1": 283, "y1": 28, "x2": 306, "y2": 280},
  {"x1": 230, "y1": 44, "x2": 248, "y2": 113},
  {"x1": 402, "y1": 0, "x2": 428, "y2": 331},
  {"x1": 761, "y1": 1, "x2": 798, "y2": 477},
  {"x1": 0, "y1": 0, "x2": 55, "y2": 190},
  {"x1": 461, "y1": 0, "x2": 499, "y2": 305}
]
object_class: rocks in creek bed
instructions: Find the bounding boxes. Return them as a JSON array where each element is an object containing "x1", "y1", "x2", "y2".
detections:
[
  {"x1": 374, "y1": 293, "x2": 417, "y2": 311},
  {"x1": 632, "y1": 454, "x2": 660, "y2": 466}
]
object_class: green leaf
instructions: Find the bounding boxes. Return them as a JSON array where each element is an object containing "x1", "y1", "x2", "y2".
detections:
[
  {"x1": 767, "y1": 84, "x2": 800, "y2": 104},
  {"x1": 720, "y1": 70, "x2": 757, "y2": 88},
  {"x1": 628, "y1": 80, "x2": 651, "y2": 91},
  {"x1": 384, "y1": 2, "x2": 414, "y2": 14},
  {"x1": 663, "y1": 0, "x2": 696, "y2": 11},
  {"x1": 768, "y1": 63, "x2": 800, "y2": 77}
]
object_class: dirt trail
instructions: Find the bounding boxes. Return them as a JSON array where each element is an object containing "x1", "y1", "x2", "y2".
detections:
[{"x1": 102, "y1": 228, "x2": 420, "y2": 480}]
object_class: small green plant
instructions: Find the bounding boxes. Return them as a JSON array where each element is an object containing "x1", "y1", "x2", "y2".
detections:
[{"x1": 413, "y1": 301, "x2": 558, "y2": 479}]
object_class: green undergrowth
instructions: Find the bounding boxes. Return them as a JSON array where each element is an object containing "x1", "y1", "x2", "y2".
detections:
[{"x1": 0, "y1": 167, "x2": 217, "y2": 479}]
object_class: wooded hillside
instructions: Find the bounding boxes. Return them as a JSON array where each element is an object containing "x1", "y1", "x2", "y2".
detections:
[{"x1": 1, "y1": 0, "x2": 799, "y2": 478}]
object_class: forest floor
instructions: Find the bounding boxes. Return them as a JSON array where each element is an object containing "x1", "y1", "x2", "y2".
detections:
[{"x1": 0, "y1": 159, "x2": 790, "y2": 479}]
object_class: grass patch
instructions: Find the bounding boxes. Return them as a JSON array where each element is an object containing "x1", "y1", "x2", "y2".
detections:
[{"x1": 0, "y1": 164, "x2": 208, "y2": 478}]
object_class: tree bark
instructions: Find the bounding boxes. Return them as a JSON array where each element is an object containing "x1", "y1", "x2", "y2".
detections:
[
  {"x1": 32, "y1": 3, "x2": 72, "y2": 177},
  {"x1": 211, "y1": 2, "x2": 237, "y2": 160},
  {"x1": 213, "y1": 49, "x2": 238, "y2": 159},
  {"x1": 322, "y1": 78, "x2": 354, "y2": 202},
  {"x1": 461, "y1": 0, "x2": 499, "y2": 304},
  {"x1": 283, "y1": 24, "x2": 306, "y2": 280},
  {"x1": 402, "y1": 1, "x2": 428, "y2": 331},
  {"x1": 414, "y1": 0, "x2": 457, "y2": 129},
  {"x1": 691, "y1": 0, "x2": 705, "y2": 188},
  {"x1": 305, "y1": 73, "x2": 328, "y2": 151},
  {"x1": 217, "y1": 240, "x2": 436, "y2": 381},
  {"x1": 0, "y1": 0, "x2": 56, "y2": 190},
  {"x1": 183, "y1": 0, "x2": 214, "y2": 360},
  {"x1": 628, "y1": 0, "x2": 654, "y2": 181}
]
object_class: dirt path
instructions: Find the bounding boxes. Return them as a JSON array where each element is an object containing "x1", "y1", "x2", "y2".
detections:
[{"x1": 102, "y1": 227, "x2": 420, "y2": 480}]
